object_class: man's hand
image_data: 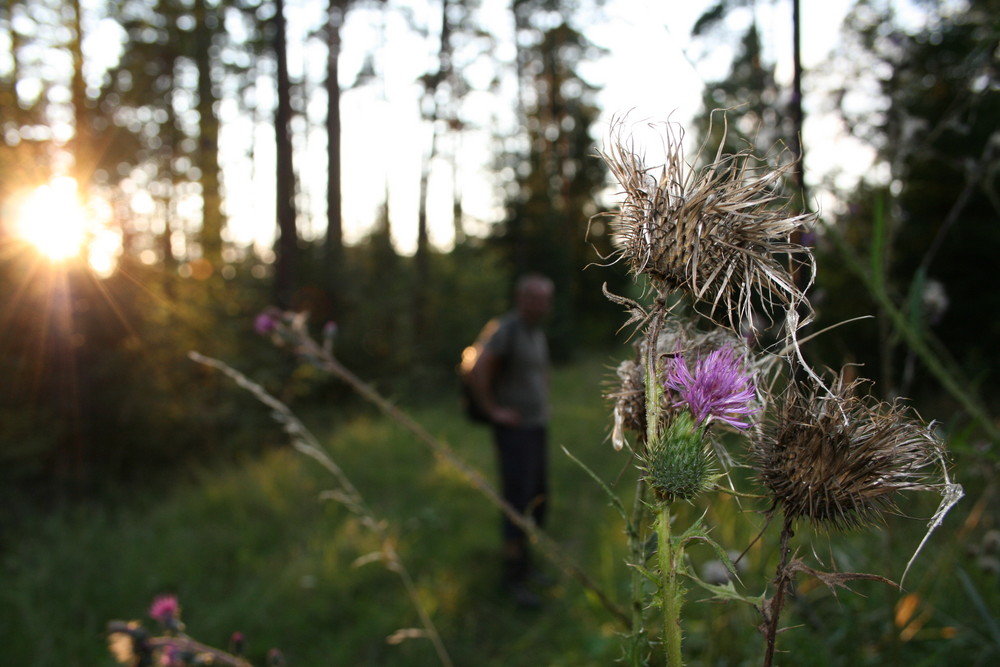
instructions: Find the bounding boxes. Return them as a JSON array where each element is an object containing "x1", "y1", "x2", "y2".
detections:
[{"x1": 490, "y1": 406, "x2": 521, "y2": 427}]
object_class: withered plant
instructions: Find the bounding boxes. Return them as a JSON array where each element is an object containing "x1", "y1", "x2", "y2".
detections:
[{"x1": 597, "y1": 116, "x2": 960, "y2": 667}]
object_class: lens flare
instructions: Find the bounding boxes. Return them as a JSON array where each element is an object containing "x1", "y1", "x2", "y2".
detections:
[
  {"x1": 14, "y1": 177, "x2": 88, "y2": 260},
  {"x1": 12, "y1": 177, "x2": 120, "y2": 276}
]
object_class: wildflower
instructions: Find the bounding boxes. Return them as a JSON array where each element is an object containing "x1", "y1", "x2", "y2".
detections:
[
  {"x1": 254, "y1": 309, "x2": 281, "y2": 335},
  {"x1": 752, "y1": 374, "x2": 942, "y2": 530},
  {"x1": 600, "y1": 118, "x2": 814, "y2": 331},
  {"x1": 149, "y1": 595, "x2": 180, "y2": 625},
  {"x1": 664, "y1": 346, "x2": 758, "y2": 429}
]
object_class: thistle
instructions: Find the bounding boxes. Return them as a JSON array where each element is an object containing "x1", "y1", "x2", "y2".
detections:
[
  {"x1": 600, "y1": 118, "x2": 815, "y2": 331},
  {"x1": 664, "y1": 346, "x2": 758, "y2": 430},
  {"x1": 594, "y1": 117, "x2": 959, "y2": 667},
  {"x1": 752, "y1": 372, "x2": 942, "y2": 530},
  {"x1": 149, "y1": 595, "x2": 180, "y2": 626},
  {"x1": 606, "y1": 323, "x2": 751, "y2": 451}
]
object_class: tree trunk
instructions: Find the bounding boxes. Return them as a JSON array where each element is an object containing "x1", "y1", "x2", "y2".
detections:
[
  {"x1": 68, "y1": 0, "x2": 89, "y2": 184},
  {"x1": 790, "y1": 0, "x2": 806, "y2": 206},
  {"x1": 325, "y1": 0, "x2": 344, "y2": 293},
  {"x1": 413, "y1": 0, "x2": 455, "y2": 339},
  {"x1": 451, "y1": 128, "x2": 464, "y2": 245},
  {"x1": 274, "y1": 0, "x2": 297, "y2": 308},
  {"x1": 194, "y1": 0, "x2": 224, "y2": 265},
  {"x1": 790, "y1": 0, "x2": 810, "y2": 300}
]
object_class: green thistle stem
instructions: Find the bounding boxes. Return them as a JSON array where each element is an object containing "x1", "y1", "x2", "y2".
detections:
[
  {"x1": 657, "y1": 503, "x2": 684, "y2": 667},
  {"x1": 627, "y1": 326, "x2": 661, "y2": 666},
  {"x1": 645, "y1": 368, "x2": 662, "y2": 444},
  {"x1": 643, "y1": 315, "x2": 684, "y2": 665}
]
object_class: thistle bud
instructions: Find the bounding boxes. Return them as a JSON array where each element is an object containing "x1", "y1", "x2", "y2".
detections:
[{"x1": 643, "y1": 411, "x2": 716, "y2": 504}]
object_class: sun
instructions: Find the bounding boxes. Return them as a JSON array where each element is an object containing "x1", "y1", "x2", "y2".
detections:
[
  {"x1": 12, "y1": 177, "x2": 121, "y2": 276},
  {"x1": 14, "y1": 177, "x2": 89, "y2": 260}
]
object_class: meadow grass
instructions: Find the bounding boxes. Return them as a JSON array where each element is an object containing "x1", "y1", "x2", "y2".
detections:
[{"x1": 1, "y1": 352, "x2": 996, "y2": 665}]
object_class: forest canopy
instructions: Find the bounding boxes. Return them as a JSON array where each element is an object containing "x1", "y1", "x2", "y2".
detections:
[{"x1": 1, "y1": 0, "x2": 996, "y2": 496}]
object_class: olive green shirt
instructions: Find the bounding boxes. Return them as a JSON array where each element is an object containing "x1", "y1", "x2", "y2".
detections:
[{"x1": 484, "y1": 312, "x2": 550, "y2": 427}]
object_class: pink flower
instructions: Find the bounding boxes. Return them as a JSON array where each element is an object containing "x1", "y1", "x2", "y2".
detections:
[
  {"x1": 254, "y1": 311, "x2": 280, "y2": 335},
  {"x1": 148, "y1": 595, "x2": 180, "y2": 624},
  {"x1": 159, "y1": 645, "x2": 182, "y2": 666},
  {"x1": 664, "y1": 347, "x2": 758, "y2": 429}
]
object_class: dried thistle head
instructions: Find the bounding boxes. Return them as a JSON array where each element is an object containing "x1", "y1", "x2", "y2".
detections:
[
  {"x1": 600, "y1": 118, "x2": 815, "y2": 331},
  {"x1": 752, "y1": 373, "x2": 942, "y2": 530},
  {"x1": 607, "y1": 356, "x2": 646, "y2": 451}
]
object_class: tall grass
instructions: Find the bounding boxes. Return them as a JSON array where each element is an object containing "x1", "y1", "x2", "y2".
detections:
[{"x1": 1, "y1": 354, "x2": 995, "y2": 665}]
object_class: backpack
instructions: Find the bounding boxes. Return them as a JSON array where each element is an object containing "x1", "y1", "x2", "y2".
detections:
[{"x1": 458, "y1": 319, "x2": 502, "y2": 424}]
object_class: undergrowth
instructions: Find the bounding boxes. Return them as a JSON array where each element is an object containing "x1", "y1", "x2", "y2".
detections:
[{"x1": 1, "y1": 354, "x2": 995, "y2": 666}]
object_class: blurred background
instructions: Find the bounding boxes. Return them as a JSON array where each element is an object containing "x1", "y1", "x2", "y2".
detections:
[{"x1": 1, "y1": 0, "x2": 998, "y2": 665}]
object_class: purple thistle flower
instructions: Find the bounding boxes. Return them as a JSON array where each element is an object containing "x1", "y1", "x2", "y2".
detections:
[
  {"x1": 254, "y1": 311, "x2": 280, "y2": 335},
  {"x1": 148, "y1": 595, "x2": 180, "y2": 625},
  {"x1": 664, "y1": 346, "x2": 758, "y2": 429}
]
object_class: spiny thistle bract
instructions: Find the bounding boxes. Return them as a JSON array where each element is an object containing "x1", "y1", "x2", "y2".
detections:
[
  {"x1": 600, "y1": 118, "x2": 815, "y2": 331},
  {"x1": 752, "y1": 373, "x2": 942, "y2": 530},
  {"x1": 644, "y1": 411, "x2": 716, "y2": 504}
]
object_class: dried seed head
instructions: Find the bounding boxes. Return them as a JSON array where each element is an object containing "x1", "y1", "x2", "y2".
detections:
[
  {"x1": 600, "y1": 118, "x2": 815, "y2": 332},
  {"x1": 644, "y1": 410, "x2": 716, "y2": 504},
  {"x1": 752, "y1": 374, "x2": 942, "y2": 530},
  {"x1": 606, "y1": 357, "x2": 646, "y2": 451}
]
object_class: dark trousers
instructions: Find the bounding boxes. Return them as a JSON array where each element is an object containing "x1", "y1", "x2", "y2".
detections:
[{"x1": 493, "y1": 424, "x2": 548, "y2": 545}]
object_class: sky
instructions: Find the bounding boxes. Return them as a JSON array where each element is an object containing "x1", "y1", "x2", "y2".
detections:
[
  {"x1": 308, "y1": 0, "x2": 869, "y2": 255},
  {"x1": 45, "y1": 0, "x2": 922, "y2": 260}
]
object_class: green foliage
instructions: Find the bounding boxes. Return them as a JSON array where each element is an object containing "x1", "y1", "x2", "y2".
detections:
[
  {"x1": 293, "y1": 236, "x2": 512, "y2": 397},
  {"x1": 0, "y1": 251, "x2": 287, "y2": 502},
  {"x1": 0, "y1": 355, "x2": 627, "y2": 666},
  {"x1": 823, "y1": 0, "x2": 1000, "y2": 396},
  {"x1": 1, "y1": 354, "x2": 995, "y2": 666},
  {"x1": 0, "y1": 234, "x2": 556, "y2": 504}
]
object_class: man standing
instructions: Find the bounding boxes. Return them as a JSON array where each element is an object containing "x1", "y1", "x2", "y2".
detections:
[{"x1": 470, "y1": 273, "x2": 554, "y2": 607}]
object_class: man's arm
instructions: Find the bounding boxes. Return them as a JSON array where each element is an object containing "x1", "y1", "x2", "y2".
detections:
[{"x1": 471, "y1": 347, "x2": 521, "y2": 427}]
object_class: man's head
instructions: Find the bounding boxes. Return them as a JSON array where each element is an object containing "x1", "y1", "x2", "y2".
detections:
[{"x1": 515, "y1": 273, "x2": 554, "y2": 325}]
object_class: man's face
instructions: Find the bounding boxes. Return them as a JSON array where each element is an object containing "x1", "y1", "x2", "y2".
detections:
[{"x1": 519, "y1": 284, "x2": 553, "y2": 325}]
